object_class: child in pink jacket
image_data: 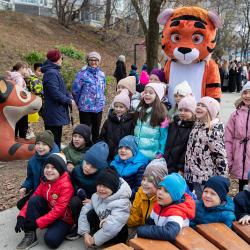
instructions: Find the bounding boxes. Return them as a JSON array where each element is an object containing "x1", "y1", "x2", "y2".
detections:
[{"x1": 225, "y1": 81, "x2": 250, "y2": 191}]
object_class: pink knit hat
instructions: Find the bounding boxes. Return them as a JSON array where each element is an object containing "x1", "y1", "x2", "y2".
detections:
[
  {"x1": 117, "y1": 76, "x2": 136, "y2": 95},
  {"x1": 178, "y1": 96, "x2": 196, "y2": 114},
  {"x1": 199, "y1": 96, "x2": 220, "y2": 120},
  {"x1": 112, "y1": 89, "x2": 130, "y2": 110},
  {"x1": 146, "y1": 82, "x2": 166, "y2": 101}
]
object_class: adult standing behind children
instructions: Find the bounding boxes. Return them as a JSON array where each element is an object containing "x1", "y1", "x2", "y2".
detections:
[
  {"x1": 72, "y1": 51, "x2": 106, "y2": 143},
  {"x1": 42, "y1": 49, "x2": 75, "y2": 149},
  {"x1": 113, "y1": 55, "x2": 126, "y2": 84}
]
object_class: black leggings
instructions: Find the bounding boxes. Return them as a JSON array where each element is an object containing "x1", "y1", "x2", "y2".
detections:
[
  {"x1": 15, "y1": 115, "x2": 28, "y2": 138},
  {"x1": 79, "y1": 111, "x2": 102, "y2": 143},
  {"x1": 87, "y1": 209, "x2": 128, "y2": 245}
]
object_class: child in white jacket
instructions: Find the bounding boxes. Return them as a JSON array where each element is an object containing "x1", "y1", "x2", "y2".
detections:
[{"x1": 78, "y1": 168, "x2": 132, "y2": 248}]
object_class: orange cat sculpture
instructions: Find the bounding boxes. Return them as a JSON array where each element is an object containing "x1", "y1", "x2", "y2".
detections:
[{"x1": 0, "y1": 77, "x2": 42, "y2": 161}]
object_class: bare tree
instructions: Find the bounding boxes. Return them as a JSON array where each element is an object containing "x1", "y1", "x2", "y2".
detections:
[{"x1": 55, "y1": 0, "x2": 89, "y2": 28}]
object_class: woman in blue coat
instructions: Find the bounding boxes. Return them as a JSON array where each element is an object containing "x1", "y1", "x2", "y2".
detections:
[{"x1": 42, "y1": 49, "x2": 74, "y2": 149}]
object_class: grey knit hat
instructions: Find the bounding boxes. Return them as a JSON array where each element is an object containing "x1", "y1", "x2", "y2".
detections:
[{"x1": 35, "y1": 130, "x2": 54, "y2": 149}]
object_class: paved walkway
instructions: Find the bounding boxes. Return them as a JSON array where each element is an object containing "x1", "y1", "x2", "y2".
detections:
[{"x1": 0, "y1": 92, "x2": 240, "y2": 250}]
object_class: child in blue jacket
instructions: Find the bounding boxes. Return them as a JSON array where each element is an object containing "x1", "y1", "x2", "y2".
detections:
[
  {"x1": 190, "y1": 176, "x2": 235, "y2": 228},
  {"x1": 111, "y1": 135, "x2": 149, "y2": 200},
  {"x1": 136, "y1": 173, "x2": 195, "y2": 241},
  {"x1": 17, "y1": 130, "x2": 59, "y2": 210}
]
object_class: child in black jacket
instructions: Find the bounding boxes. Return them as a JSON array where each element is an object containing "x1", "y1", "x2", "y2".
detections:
[
  {"x1": 164, "y1": 96, "x2": 196, "y2": 174},
  {"x1": 100, "y1": 89, "x2": 135, "y2": 160}
]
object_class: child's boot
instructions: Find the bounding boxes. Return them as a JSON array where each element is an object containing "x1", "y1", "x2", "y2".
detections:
[{"x1": 16, "y1": 231, "x2": 38, "y2": 249}]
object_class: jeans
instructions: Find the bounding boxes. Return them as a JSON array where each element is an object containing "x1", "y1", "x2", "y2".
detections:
[{"x1": 25, "y1": 196, "x2": 71, "y2": 249}]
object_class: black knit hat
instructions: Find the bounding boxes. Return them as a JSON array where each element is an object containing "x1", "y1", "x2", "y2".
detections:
[
  {"x1": 36, "y1": 130, "x2": 54, "y2": 149},
  {"x1": 45, "y1": 153, "x2": 67, "y2": 176},
  {"x1": 73, "y1": 124, "x2": 91, "y2": 144},
  {"x1": 204, "y1": 176, "x2": 230, "y2": 202},
  {"x1": 96, "y1": 168, "x2": 120, "y2": 194}
]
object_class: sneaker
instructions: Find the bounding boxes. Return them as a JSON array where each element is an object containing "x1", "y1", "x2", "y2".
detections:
[
  {"x1": 65, "y1": 227, "x2": 80, "y2": 241},
  {"x1": 16, "y1": 231, "x2": 38, "y2": 249}
]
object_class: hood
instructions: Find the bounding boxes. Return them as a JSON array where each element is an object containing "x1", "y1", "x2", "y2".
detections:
[
  {"x1": 114, "y1": 151, "x2": 149, "y2": 165},
  {"x1": 86, "y1": 65, "x2": 100, "y2": 74},
  {"x1": 108, "y1": 109, "x2": 133, "y2": 123},
  {"x1": 104, "y1": 178, "x2": 132, "y2": 202},
  {"x1": 6, "y1": 71, "x2": 23, "y2": 81},
  {"x1": 41, "y1": 60, "x2": 61, "y2": 73}
]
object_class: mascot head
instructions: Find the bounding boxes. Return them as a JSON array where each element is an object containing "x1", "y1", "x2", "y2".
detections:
[{"x1": 158, "y1": 6, "x2": 222, "y2": 64}]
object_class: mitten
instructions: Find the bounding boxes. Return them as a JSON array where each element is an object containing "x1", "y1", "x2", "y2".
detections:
[
  {"x1": 77, "y1": 188, "x2": 87, "y2": 200},
  {"x1": 15, "y1": 216, "x2": 25, "y2": 233}
]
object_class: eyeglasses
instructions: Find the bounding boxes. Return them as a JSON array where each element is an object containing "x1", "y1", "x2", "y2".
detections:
[{"x1": 89, "y1": 59, "x2": 99, "y2": 62}]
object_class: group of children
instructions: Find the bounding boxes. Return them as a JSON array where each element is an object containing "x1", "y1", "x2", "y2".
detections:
[{"x1": 14, "y1": 69, "x2": 250, "y2": 249}]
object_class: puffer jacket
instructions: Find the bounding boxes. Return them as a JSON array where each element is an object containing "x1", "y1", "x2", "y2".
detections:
[
  {"x1": 62, "y1": 143, "x2": 89, "y2": 167},
  {"x1": 185, "y1": 119, "x2": 228, "y2": 184},
  {"x1": 127, "y1": 186, "x2": 156, "y2": 227},
  {"x1": 111, "y1": 152, "x2": 149, "y2": 199},
  {"x1": 21, "y1": 143, "x2": 59, "y2": 191},
  {"x1": 41, "y1": 60, "x2": 72, "y2": 126},
  {"x1": 6, "y1": 71, "x2": 26, "y2": 88},
  {"x1": 137, "y1": 193, "x2": 195, "y2": 241},
  {"x1": 190, "y1": 195, "x2": 235, "y2": 228},
  {"x1": 78, "y1": 178, "x2": 132, "y2": 246},
  {"x1": 19, "y1": 172, "x2": 74, "y2": 229},
  {"x1": 72, "y1": 66, "x2": 106, "y2": 113},
  {"x1": 164, "y1": 115, "x2": 194, "y2": 173},
  {"x1": 100, "y1": 110, "x2": 135, "y2": 160},
  {"x1": 134, "y1": 107, "x2": 169, "y2": 159},
  {"x1": 225, "y1": 106, "x2": 250, "y2": 180}
]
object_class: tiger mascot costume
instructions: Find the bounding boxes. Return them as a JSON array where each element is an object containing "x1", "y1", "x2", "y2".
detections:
[{"x1": 157, "y1": 6, "x2": 222, "y2": 105}]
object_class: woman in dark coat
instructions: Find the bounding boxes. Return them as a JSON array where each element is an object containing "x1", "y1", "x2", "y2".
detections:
[
  {"x1": 114, "y1": 55, "x2": 126, "y2": 84},
  {"x1": 42, "y1": 49, "x2": 74, "y2": 149},
  {"x1": 228, "y1": 62, "x2": 237, "y2": 92}
]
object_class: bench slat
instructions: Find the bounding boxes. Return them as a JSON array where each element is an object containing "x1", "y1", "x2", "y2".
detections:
[
  {"x1": 104, "y1": 243, "x2": 133, "y2": 249},
  {"x1": 196, "y1": 223, "x2": 250, "y2": 250},
  {"x1": 232, "y1": 221, "x2": 250, "y2": 244},
  {"x1": 175, "y1": 227, "x2": 219, "y2": 250},
  {"x1": 129, "y1": 237, "x2": 179, "y2": 250}
]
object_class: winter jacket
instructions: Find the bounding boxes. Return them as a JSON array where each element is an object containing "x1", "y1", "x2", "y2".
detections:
[
  {"x1": 19, "y1": 172, "x2": 74, "y2": 229},
  {"x1": 21, "y1": 143, "x2": 59, "y2": 192},
  {"x1": 129, "y1": 69, "x2": 139, "y2": 84},
  {"x1": 127, "y1": 186, "x2": 156, "y2": 227},
  {"x1": 99, "y1": 110, "x2": 135, "y2": 160},
  {"x1": 78, "y1": 178, "x2": 132, "y2": 246},
  {"x1": 137, "y1": 193, "x2": 195, "y2": 241},
  {"x1": 134, "y1": 107, "x2": 169, "y2": 159},
  {"x1": 234, "y1": 186, "x2": 250, "y2": 220},
  {"x1": 6, "y1": 71, "x2": 26, "y2": 88},
  {"x1": 190, "y1": 195, "x2": 235, "y2": 228},
  {"x1": 114, "y1": 60, "x2": 126, "y2": 82},
  {"x1": 131, "y1": 92, "x2": 141, "y2": 112},
  {"x1": 225, "y1": 106, "x2": 250, "y2": 180},
  {"x1": 41, "y1": 60, "x2": 72, "y2": 126},
  {"x1": 185, "y1": 119, "x2": 228, "y2": 184},
  {"x1": 72, "y1": 66, "x2": 106, "y2": 113},
  {"x1": 27, "y1": 74, "x2": 44, "y2": 99},
  {"x1": 71, "y1": 163, "x2": 102, "y2": 198},
  {"x1": 62, "y1": 143, "x2": 89, "y2": 167},
  {"x1": 164, "y1": 115, "x2": 195, "y2": 173},
  {"x1": 111, "y1": 153, "x2": 149, "y2": 199}
]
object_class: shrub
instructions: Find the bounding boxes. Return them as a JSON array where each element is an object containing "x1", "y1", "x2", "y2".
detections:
[
  {"x1": 105, "y1": 75, "x2": 115, "y2": 96},
  {"x1": 61, "y1": 61, "x2": 79, "y2": 91},
  {"x1": 24, "y1": 50, "x2": 45, "y2": 65},
  {"x1": 57, "y1": 45, "x2": 84, "y2": 60}
]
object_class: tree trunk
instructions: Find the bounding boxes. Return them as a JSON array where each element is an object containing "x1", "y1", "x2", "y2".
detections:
[
  {"x1": 146, "y1": 0, "x2": 163, "y2": 72},
  {"x1": 104, "y1": 0, "x2": 112, "y2": 28}
]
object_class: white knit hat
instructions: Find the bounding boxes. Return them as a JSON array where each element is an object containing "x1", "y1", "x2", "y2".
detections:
[
  {"x1": 173, "y1": 81, "x2": 193, "y2": 96},
  {"x1": 117, "y1": 76, "x2": 136, "y2": 95},
  {"x1": 242, "y1": 81, "x2": 250, "y2": 93},
  {"x1": 146, "y1": 82, "x2": 166, "y2": 101},
  {"x1": 87, "y1": 51, "x2": 101, "y2": 62}
]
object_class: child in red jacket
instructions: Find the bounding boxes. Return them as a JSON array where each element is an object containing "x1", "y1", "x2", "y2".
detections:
[{"x1": 15, "y1": 153, "x2": 74, "y2": 249}]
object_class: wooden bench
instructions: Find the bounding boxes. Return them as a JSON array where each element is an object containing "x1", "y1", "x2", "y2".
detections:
[
  {"x1": 232, "y1": 221, "x2": 250, "y2": 244},
  {"x1": 129, "y1": 237, "x2": 179, "y2": 250},
  {"x1": 104, "y1": 243, "x2": 133, "y2": 249},
  {"x1": 175, "y1": 226, "x2": 219, "y2": 250},
  {"x1": 196, "y1": 223, "x2": 250, "y2": 250}
]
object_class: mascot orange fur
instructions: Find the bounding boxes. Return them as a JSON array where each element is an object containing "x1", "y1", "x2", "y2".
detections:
[
  {"x1": 157, "y1": 6, "x2": 222, "y2": 105},
  {"x1": 0, "y1": 77, "x2": 42, "y2": 161}
]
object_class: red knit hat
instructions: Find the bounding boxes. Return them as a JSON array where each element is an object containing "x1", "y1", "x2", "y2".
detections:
[{"x1": 47, "y1": 49, "x2": 62, "y2": 62}]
